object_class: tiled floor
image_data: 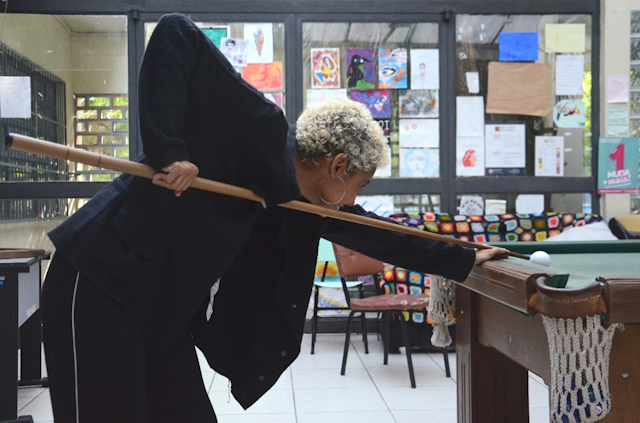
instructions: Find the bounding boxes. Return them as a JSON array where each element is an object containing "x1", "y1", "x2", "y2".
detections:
[{"x1": 16, "y1": 333, "x2": 551, "y2": 422}]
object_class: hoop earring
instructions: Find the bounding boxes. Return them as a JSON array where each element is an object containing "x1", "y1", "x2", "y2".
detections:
[{"x1": 317, "y1": 176, "x2": 346, "y2": 205}]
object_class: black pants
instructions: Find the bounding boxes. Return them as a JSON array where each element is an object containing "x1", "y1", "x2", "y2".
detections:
[{"x1": 41, "y1": 254, "x2": 217, "y2": 423}]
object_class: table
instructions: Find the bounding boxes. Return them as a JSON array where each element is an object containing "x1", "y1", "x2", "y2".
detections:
[
  {"x1": 0, "y1": 249, "x2": 50, "y2": 422},
  {"x1": 456, "y1": 240, "x2": 640, "y2": 423}
]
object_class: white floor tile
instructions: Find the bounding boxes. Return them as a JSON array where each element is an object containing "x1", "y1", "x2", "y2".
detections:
[
  {"x1": 379, "y1": 385, "x2": 458, "y2": 410},
  {"x1": 530, "y1": 407, "x2": 552, "y2": 423},
  {"x1": 217, "y1": 413, "x2": 296, "y2": 423},
  {"x1": 294, "y1": 387, "x2": 387, "y2": 413},
  {"x1": 367, "y1": 365, "x2": 455, "y2": 387},
  {"x1": 392, "y1": 408, "x2": 457, "y2": 423},
  {"x1": 297, "y1": 410, "x2": 396, "y2": 423},
  {"x1": 529, "y1": 378, "x2": 550, "y2": 408},
  {"x1": 292, "y1": 352, "x2": 363, "y2": 370},
  {"x1": 210, "y1": 387, "x2": 295, "y2": 415},
  {"x1": 292, "y1": 367, "x2": 375, "y2": 389},
  {"x1": 17, "y1": 390, "x2": 53, "y2": 422}
]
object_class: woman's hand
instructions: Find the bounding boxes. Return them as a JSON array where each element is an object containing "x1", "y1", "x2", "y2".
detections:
[
  {"x1": 152, "y1": 161, "x2": 199, "y2": 197},
  {"x1": 474, "y1": 245, "x2": 510, "y2": 265}
]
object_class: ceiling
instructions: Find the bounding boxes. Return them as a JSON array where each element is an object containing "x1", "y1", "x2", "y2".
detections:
[{"x1": 55, "y1": 15, "x2": 127, "y2": 35}]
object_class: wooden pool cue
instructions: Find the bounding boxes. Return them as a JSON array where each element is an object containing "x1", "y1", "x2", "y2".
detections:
[{"x1": 5, "y1": 133, "x2": 529, "y2": 260}]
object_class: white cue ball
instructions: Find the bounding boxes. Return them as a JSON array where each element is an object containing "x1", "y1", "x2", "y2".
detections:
[{"x1": 530, "y1": 251, "x2": 551, "y2": 267}]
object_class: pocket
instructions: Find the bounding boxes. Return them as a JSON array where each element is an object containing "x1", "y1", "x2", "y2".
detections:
[{"x1": 90, "y1": 202, "x2": 168, "y2": 296}]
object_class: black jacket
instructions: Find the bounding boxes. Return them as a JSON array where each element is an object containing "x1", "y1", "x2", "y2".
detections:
[{"x1": 49, "y1": 14, "x2": 476, "y2": 409}]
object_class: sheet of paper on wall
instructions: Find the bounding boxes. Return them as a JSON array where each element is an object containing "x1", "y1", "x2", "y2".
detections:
[
  {"x1": 515, "y1": 194, "x2": 545, "y2": 214},
  {"x1": 0, "y1": 77, "x2": 31, "y2": 119},
  {"x1": 374, "y1": 147, "x2": 392, "y2": 178},
  {"x1": 456, "y1": 96, "x2": 485, "y2": 136},
  {"x1": 485, "y1": 199, "x2": 507, "y2": 215},
  {"x1": 243, "y1": 23, "x2": 274, "y2": 63},
  {"x1": 597, "y1": 137, "x2": 640, "y2": 193},
  {"x1": 356, "y1": 195, "x2": 395, "y2": 217},
  {"x1": 399, "y1": 148, "x2": 439, "y2": 178},
  {"x1": 544, "y1": 24, "x2": 586, "y2": 53},
  {"x1": 607, "y1": 105, "x2": 629, "y2": 136},
  {"x1": 484, "y1": 123, "x2": 526, "y2": 169},
  {"x1": 555, "y1": 55, "x2": 584, "y2": 95},
  {"x1": 553, "y1": 99, "x2": 586, "y2": 128},
  {"x1": 459, "y1": 195, "x2": 484, "y2": 216},
  {"x1": 220, "y1": 37, "x2": 249, "y2": 67},
  {"x1": 465, "y1": 72, "x2": 480, "y2": 94},
  {"x1": 306, "y1": 89, "x2": 346, "y2": 108},
  {"x1": 607, "y1": 74, "x2": 630, "y2": 104},
  {"x1": 456, "y1": 136, "x2": 485, "y2": 177},
  {"x1": 311, "y1": 48, "x2": 341, "y2": 88},
  {"x1": 486, "y1": 62, "x2": 552, "y2": 116},
  {"x1": 399, "y1": 118, "x2": 439, "y2": 148},
  {"x1": 535, "y1": 136, "x2": 565, "y2": 177},
  {"x1": 398, "y1": 89, "x2": 438, "y2": 118},
  {"x1": 410, "y1": 49, "x2": 439, "y2": 89},
  {"x1": 498, "y1": 32, "x2": 539, "y2": 62}
]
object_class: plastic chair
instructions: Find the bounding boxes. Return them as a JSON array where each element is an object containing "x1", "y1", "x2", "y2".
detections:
[
  {"x1": 310, "y1": 238, "x2": 366, "y2": 354},
  {"x1": 334, "y1": 244, "x2": 450, "y2": 388}
]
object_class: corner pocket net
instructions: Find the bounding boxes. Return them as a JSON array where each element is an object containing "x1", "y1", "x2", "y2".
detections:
[
  {"x1": 542, "y1": 314, "x2": 623, "y2": 423},
  {"x1": 427, "y1": 275, "x2": 456, "y2": 348}
]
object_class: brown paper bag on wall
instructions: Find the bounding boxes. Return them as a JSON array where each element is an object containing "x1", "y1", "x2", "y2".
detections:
[{"x1": 486, "y1": 62, "x2": 552, "y2": 117}]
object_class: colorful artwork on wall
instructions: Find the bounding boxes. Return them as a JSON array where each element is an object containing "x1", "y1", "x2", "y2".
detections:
[
  {"x1": 242, "y1": 62, "x2": 283, "y2": 91},
  {"x1": 346, "y1": 48, "x2": 376, "y2": 89},
  {"x1": 399, "y1": 89, "x2": 439, "y2": 118},
  {"x1": 378, "y1": 47, "x2": 408, "y2": 89},
  {"x1": 311, "y1": 48, "x2": 340, "y2": 88},
  {"x1": 350, "y1": 90, "x2": 391, "y2": 118}
]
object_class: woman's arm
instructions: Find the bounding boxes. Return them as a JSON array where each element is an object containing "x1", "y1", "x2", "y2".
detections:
[{"x1": 322, "y1": 205, "x2": 506, "y2": 283}]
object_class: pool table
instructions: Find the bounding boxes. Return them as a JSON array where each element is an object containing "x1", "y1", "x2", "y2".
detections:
[{"x1": 455, "y1": 240, "x2": 640, "y2": 423}]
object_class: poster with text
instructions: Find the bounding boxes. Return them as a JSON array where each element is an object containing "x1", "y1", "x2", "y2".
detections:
[
  {"x1": 378, "y1": 47, "x2": 408, "y2": 89},
  {"x1": 346, "y1": 48, "x2": 376, "y2": 89},
  {"x1": 242, "y1": 62, "x2": 283, "y2": 90},
  {"x1": 535, "y1": 136, "x2": 565, "y2": 177},
  {"x1": 311, "y1": 48, "x2": 340, "y2": 88},
  {"x1": 243, "y1": 23, "x2": 274, "y2": 63},
  {"x1": 350, "y1": 90, "x2": 390, "y2": 118},
  {"x1": 410, "y1": 49, "x2": 439, "y2": 89},
  {"x1": 399, "y1": 89, "x2": 438, "y2": 118},
  {"x1": 399, "y1": 118, "x2": 439, "y2": 148},
  {"x1": 399, "y1": 148, "x2": 439, "y2": 178},
  {"x1": 485, "y1": 124, "x2": 526, "y2": 173},
  {"x1": 597, "y1": 137, "x2": 639, "y2": 193}
]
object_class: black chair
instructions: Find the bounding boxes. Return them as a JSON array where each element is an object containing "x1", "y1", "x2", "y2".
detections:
[{"x1": 333, "y1": 244, "x2": 451, "y2": 388}]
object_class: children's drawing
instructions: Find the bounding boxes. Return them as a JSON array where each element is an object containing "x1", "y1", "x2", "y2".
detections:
[
  {"x1": 350, "y1": 90, "x2": 390, "y2": 118},
  {"x1": 346, "y1": 48, "x2": 376, "y2": 89},
  {"x1": 311, "y1": 48, "x2": 340, "y2": 88},
  {"x1": 378, "y1": 47, "x2": 408, "y2": 89},
  {"x1": 399, "y1": 89, "x2": 439, "y2": 118},
  {"x1": 242, "y1": 62, "x2": 283, "y2": 91}
]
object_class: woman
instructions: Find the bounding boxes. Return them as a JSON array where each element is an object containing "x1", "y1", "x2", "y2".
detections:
[{"x1": 41, "y1": 13, "x2": 507, "y2": 423}]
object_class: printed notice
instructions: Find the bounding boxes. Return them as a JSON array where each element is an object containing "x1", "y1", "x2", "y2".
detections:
[
  {"x1": 555, "y1": 55, "x2": 584, "y2": 95},
  {"x1": 485, "y1": 124, "x2": 526, "y2": 169},
  {"x1": 607, "y1": 105, "x2": 629, "y2": 137},
  {"x1": 598, "y1": 137, "x2": 639, "y2": 193},
  {"x1": 535, "y1": 136, "x2": 565, "y2": 177},
  {"x1": 0, "y1": 77, "x2": 31, "y2": 118}
]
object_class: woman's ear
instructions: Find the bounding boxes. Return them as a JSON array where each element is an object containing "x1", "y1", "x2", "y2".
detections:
[{"x1": 330, "y1": 153, "x2": 349, "y2": 177}]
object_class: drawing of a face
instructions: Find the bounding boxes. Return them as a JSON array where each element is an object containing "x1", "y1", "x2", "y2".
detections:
[
  {"x1": 419, "y1": 62, "x2": 426, "y2": 76},
  {"x1": 391, "y1": 49, "x2": 406, "y2": 66},
  {"x1": 379, "y1": 67, "x2": 396, "y2": 85},
  {"x1": 373, "y1": 95, "x2": 387, "y2": 111},
  {"x1": 407, "y1": 151, "x2": 427, "y2": 175}
]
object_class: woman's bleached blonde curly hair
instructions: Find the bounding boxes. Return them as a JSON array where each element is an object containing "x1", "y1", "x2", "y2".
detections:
[{"x1": 295, "y1": 98, "x2": 389, "y2": 174}]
